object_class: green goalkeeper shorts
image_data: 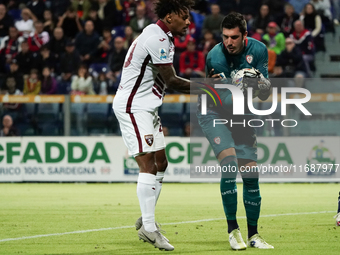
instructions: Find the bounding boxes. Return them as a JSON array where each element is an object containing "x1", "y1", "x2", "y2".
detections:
[{"x1": 197, "y1": 110, "x2": 257, "y2": 161}]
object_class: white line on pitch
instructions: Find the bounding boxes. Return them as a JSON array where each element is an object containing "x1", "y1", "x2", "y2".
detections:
[{"x1": 0, "y1": 211, "x2": 334, "y2": 243}]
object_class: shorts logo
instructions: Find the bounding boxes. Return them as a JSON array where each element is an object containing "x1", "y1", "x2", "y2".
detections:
[
  {"x1": 246, "y1": 55, "x2": 253, "y2": 64},
  {"x1": 214, "y1": 137, "x2": 221, "y2": 144},
  {"x1": 159, "y1": 48, "x2": 167, "y2": 60},
  {"x1": 144, "y1": 134, "x2": 154, "y2": 146}
]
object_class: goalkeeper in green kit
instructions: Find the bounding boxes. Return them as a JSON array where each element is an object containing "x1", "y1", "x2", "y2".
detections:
[{"x1": 196, "y1": 12, "x2": 274, "y2": 250}]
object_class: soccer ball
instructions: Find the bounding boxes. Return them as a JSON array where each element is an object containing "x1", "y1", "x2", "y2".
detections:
[{"x1": 232, "y1": 67, "x2": 264, "y2": 98}]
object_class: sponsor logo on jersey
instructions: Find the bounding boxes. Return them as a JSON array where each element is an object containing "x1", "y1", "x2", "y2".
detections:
[
  {"x1": 214, "y1": 137, "x2": 221, "y2": 144},
  {"x1": 246, "y1": 54, "x2": 253, "y2": 64},
  {"x1": 145, "y1": 134, "x2": 154, "y2": 146},
  {"x1": 159, "y1": 48, "x2": 167, "y2": 60},
  {"x1": 159, "y1": 38, "x2": 166, "y2": 42}
]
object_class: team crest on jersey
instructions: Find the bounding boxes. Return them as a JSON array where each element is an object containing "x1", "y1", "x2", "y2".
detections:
[
  {"x1": 144, "y1": 134, "x2": 154, "y2": 146},
  {"x1": 246, "y1": 55, "x2": 253, "y2": 64},
  {"x1": 159, "y1": 48, "x2": 167, "y2": 60},
  {"x1": 214, "y1": 137, "x2": 221, "y2": 145}
]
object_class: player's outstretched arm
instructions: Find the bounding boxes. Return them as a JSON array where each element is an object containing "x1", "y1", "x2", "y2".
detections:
[{"x1": 157, "y1": 64, "x2": 202, "y2": 94}]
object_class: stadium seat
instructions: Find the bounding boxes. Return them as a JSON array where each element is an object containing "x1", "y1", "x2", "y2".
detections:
[
  {"x1": 159, "y1": 103, "x2": 185, "y2": 129},
  {"x1": 36, "y1": 103, "x2": 62, "y2": 136},
  {"x1": 8, "y1": 9, "x2": 21, "y2": 21},
  {"x1": 89, "y1": 63, "x2": 109, "y2": 75},
  {"x1": 108, "y1": 109, "x2": 121, "y2": 135},
  {"x1": 16, "y1": 122, "x2": 35, "y2": 136},
  {"x1": 70, "y1": 103, "x2": 87, "y2": 136},
  {"x1": 111, "y1": 25, "x2": 125, "y2": 38},
  {"x1": 85, "y1": 104, "x2": 110, "y2": 135}
]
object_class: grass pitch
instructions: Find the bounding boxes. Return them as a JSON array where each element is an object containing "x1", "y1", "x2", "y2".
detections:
[{"x1": 0, "y1": 183, "x2": 339, "y2": 254}]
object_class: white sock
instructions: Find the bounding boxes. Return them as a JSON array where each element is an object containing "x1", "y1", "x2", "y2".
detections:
[
  {"x1": 137, "y1": 173, "x2": 157, "y2": 232},
  {"x1": 155, "y1": 171, "x2": 164, "y2": 204}
]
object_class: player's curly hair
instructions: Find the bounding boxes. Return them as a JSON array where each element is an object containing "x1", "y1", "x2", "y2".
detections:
[
  {"x1": 221, "y1": 12, "x2": 247, "y2": 35},
  {"x1": 154, "y1": 0, "x2": 195, "y2": 19}
]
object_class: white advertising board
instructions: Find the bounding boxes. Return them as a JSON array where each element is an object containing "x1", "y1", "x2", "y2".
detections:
[{"x1": 0, "y1": 137, "x2": 339, "y2": 182}]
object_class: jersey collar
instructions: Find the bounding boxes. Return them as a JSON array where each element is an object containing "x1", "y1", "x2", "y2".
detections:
[{"x1": 156, "y1": 20, "x2": 174, "y2": 40}]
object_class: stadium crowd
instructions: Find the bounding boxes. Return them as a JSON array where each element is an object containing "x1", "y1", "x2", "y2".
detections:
[{"x1": 0, "y1": 0, "x2": 338, "y2": 136}]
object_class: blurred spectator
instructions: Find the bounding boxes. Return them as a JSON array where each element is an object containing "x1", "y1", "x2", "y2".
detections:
[
  {"x1": 0, "y1": 74, "x2": 20, "y2": 94},
  {"x1": 71, "y1": 64, "x2": 95, "y2": 95},
  {"x1": 0, "y1": 115, "x2": 19, "y2": 136},
  {"x1": 60, "y1": 40, "x2": 80, "y2": 78},
  {"x1": 6, "y1": 0, "x2": 20, "y2": 10},
  {"x1": 276, "y1": 3, "x2": 299, "y2": 37},
  {"x1": 86, "y1": 8, "x2": 103, "y2": 35},
  {"x1": 300, "y1": 3, "x2": 325, "y2": 52},
  {"x1": 123, "y1": 25, "x2": 134, "y2": 50},
  {"x1": 290, "y1": 20, "x2": 315, "y2": 77},
  {"x1": 197, "y1": 31, "x2": 217, "y2": 58},
  {"x1": 58, "y1": 40, "x2": 80, "y2": 94},
  {"x1": 311, "y1": 0, "x2": 334, "y2": 34},
  {"x1": 15, "y1": 8, "x2": 37, "y2": 38},
  {"x1": 48, "y1": 27, "x2": 66, "y2": 65},
  {"x1": 301, "y1": 3, "x2": 322, "y2": 36},
  {"x1": 33, "y1": 45, "x2": 56, "y2": 72},
  {"x1": 193, "y1": 0, "x2": 208, "y2": 14},
  {"x1": 0, "y1": 4, "x2": 14, "y2": 39},
  {"x1": 262, "y1": 0, "x2": 285, "y2": 17},
  {"x1": 23, "y1": 68, "x2": 41, "y2": 95},
  {"x1": 311, "y1": 0, "x2": 332, "y2": 21},
  {"x1": 145, "y1": 0, "x2": 157, "y2": 22},
  {"x1": 274, "y1": 37, "x2": 307, "y2": 81},
  {"x1": 96, "y1": 27, "x2": 113, "y2": 63},
  {"x1": 183, "y1": 122, "x2": 192, "y2": 137},
  {"x1": 2, "y1": 75, "x2": 22, "y2": 102},
  {"x1": 26, "y1": 0, "x2": 45, "y2": 21},
  {"x1": 0, "y1": 26, "x2": 24, "y2": 68},
  {"x1": 75, "y1": 20, "x2": 100, "y2": 64},
  {"x1": 15, "y1": 40, "x2": 34, "y2": 75},
  {"x1": 43, "y1": 9, "x2": 57, "y2": 35},
  {"x1": 72, "y1": 0, "x2": 92, "y2": 20},
  {"x1": 174, "y1": 34, "x2": 192, "y2": 54},
  {"x1": 129, "y1": 4, "x2": 151, "y2": 37},
  {"x1": 215, "y1": 0, "x2": 238, "y2": 16},
  {"x1": 187, "y1": 12, "x2": 196, "y2": 37},
  {"x1": 262, "y1": 22, "x2": 285, "y2": 55},
  {"x1": 41, "y1": 66, "x2": 57, "y2": 94},
  {"x1": 253, "y1": 4, "x2": 274, "y2": 36},
  {"x1": 123, "y1": 0, "x2": 144, "y2": 24},
  {"x1": 97, "y1": 0, "x2": 124, "y2": 28},
  {"x1": 288, "y1": 0, "x2": 309, "y2": 14},
  {"x1": 108, "y1": 36, "x2": 127, "y2": 82},
  {"x1": 238, "y1": 0, "x2": 262, "y2": 18},
  {"x1": 202, "y1": 4, "x2": 224, "y2": 38},
  {"x1": 94, "y1": 71, "x2": 110, "y2": 94},
  {"x1": 51, "y1": 0, "x2": 71, "y2": 18},
  {"x1": 334, "y1": 0, "x2": 340, "y2": 25},
  {"x1": 57, "y1": 6, "x2": 83, "y2": 40},
  {"x1": 179, "y1": 37, "x2": 205, "y2": 79},
  {"x1": 262, "y1": 39, "x2": 277, "y2": 75},
  {"x1": 7, "y1": 59, "x2": 24, "y2": 91},
  {"x1": 28, "y1": 20, "x2": 50, "y2": 53}
]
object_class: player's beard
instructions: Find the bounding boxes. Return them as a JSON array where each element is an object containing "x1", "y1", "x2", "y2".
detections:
[{"x1": 227, "y1": 40, "x2": 244, "y2": 55}]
